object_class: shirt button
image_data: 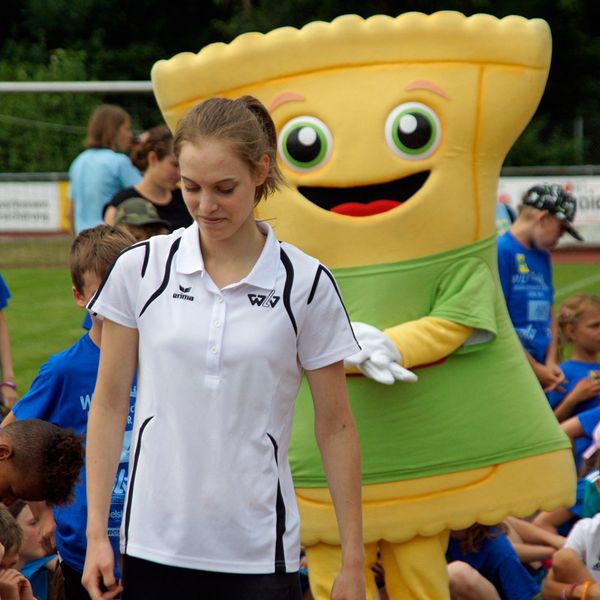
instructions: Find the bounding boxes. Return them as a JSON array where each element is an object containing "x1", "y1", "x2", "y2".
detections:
[
  {"x1": 214, "y1": 320, "x2": 221, "y2": 328},
  {"x1": 217, "y1": 296, "x2": 224, "y2": 303},
  {"x1": 210, "y1": 347, "x2": 218, "y2": 354}
]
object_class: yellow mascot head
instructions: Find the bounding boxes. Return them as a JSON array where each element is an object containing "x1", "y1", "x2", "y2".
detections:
[{"x1": 152, "y1": 12, "x2": 550, "y2": 268}]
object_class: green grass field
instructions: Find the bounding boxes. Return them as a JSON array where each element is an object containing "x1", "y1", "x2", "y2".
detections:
[{"x1": 2, "y1": 258, "x2": 600, "y2": 396}]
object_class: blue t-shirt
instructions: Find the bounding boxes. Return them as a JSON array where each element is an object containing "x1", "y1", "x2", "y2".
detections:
[
  {"x1": 497, "y1": 231, "x2": 553, "y2": 363},
  {"x1": 0, "y1": 274, "x2": 10, "y2": 310},
  {"x1": 566, "y1": 404, "x2": 600, "y2": 474},
  {"x1": 579, "y1": 406, "x2": 600, "y2": 441},
  {"x1": 548, "y1": 361, "x2": 600, "y2": 469},
  {"x1": 446, "y1": 532, "x2": 540, "y2": 600},
  {"x1": 68, "y1": 148, "x2": 141, "y2": 234},
  {"x1": 12, "y1": 334, "x2": 136, "y2": 575},
  {"x1": 20, "y1": 555, "x2": 57, "y2": 600},
  {"x1": 82, "y1": 312, "x2": 92, "y2": 331},
  {"x1": 548, "y1": 361, "x2": 600, "y2": 416}
]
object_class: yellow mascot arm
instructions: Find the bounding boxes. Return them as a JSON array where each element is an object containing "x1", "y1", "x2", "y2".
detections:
[{"x1": 385, "y1": 318, "x2": 473, "y2": 369}]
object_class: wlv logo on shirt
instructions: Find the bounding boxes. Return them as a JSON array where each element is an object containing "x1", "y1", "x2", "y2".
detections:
[{"x1": 248, "y1": 290, "x2": 280, "y2": 308}]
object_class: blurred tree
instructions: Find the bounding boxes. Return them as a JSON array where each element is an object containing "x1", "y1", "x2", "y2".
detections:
[
  {"x1": 0, "y1": 50, "x2": 97, "y2": 172},
  {"x1": 0, "y1": 0, "x2": 598, "y2": 168}
]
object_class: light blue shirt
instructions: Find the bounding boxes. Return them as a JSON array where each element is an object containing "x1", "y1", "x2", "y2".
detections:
[{"x1": 68, "y1": 148, "x2": 141, "y2": 233}]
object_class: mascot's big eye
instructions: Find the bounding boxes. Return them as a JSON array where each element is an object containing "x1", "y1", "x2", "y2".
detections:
[
  {"x1": 384, "y1": 102, "x2": 441, "y2": 160},
  {"x1": 278, "y1": 116, "x2": 333, "y2": 172}
]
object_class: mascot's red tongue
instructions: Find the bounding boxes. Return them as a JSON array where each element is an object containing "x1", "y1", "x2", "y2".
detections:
[{"x1": 331, "y1": 199, "x2": 401, "y2": 216}]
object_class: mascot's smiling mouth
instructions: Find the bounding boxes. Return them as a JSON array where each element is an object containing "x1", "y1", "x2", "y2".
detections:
[{"x1": 298, "y1": 171, "x2": 430, "y2": 217}]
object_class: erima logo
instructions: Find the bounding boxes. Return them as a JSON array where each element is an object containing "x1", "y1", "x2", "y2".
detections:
[
  {"x1": 248, "y1": 290, "x2": 280, "y2": 308},
  {"x1": 173, "y1": 284, "x2": 194, "y2": 302}
]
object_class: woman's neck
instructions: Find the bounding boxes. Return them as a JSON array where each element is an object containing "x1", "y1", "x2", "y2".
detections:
[
  {"x1": 200, "y1": 220, "x2": 266, "y2": 289},
  {"x1": 135, "y1": 176, "x2": 172, "y2": 205}
]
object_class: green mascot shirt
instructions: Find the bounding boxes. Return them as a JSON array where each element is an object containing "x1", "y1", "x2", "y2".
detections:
[{"x1": 289, "y1": 235, "x2": 570, "y2": 487}]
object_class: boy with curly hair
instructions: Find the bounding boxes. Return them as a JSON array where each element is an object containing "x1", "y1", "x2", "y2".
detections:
[
  {"x1": 0, "y1": 419, "x2": 83, "y2": 507},
  {"x1": 0, "y1": 445, "x2": 82, "y2": 600},
  {"x1": 2, "y1": 225, "x2": 136, "y2": 600}
]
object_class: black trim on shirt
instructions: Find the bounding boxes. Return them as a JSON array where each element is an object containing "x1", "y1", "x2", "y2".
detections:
[
  {"x1": 139, "y1": 238, "x2": 181, "y2": 317},
  {"x1": 123, "y1": 415, "x2": 154, "y2": 553},
  {"x1": 267, "y1": 434, "x2": 287, "y2": 574},
  {"x1": 139, "y1": 241, "x2": 150, "y2": 278},
  {"x1": 279, "y1": 249, "x2": 297, "y2": 336},
  {"x1": 88, "y1": 242, "x2": 148, "y2": 313},
  {"x1": 308, "y1": 264, "x2": 359, "y2": 346}
]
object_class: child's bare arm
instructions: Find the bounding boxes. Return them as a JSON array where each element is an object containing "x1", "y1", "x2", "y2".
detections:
[
  {"x1": 505, "y1": 516, "x2": 566, "y2": 549},
  {"x1": 0, "y1": 310, "x2": 17, "y2": 409},
  {"x1": 532, "y1": 508, "x2": 575, "y2": 535},
  {"x1": 554, "y1": 377, "x2": 600, "y2": 422}
]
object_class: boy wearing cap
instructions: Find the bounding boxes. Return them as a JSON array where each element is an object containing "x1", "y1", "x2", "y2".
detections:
[
  {"x1": 114, "y1": 197, "x2": 171, "y2": 242},
  {"x1": 497, "y1": 184, "x2": 582, "y2": 392}
]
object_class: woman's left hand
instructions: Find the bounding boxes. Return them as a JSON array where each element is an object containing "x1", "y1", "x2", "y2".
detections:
[{"x1": 330, "y1": 565, "x2": 366, "y2": 600}]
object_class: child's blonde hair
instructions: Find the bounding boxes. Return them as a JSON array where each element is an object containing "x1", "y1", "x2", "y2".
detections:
[{"x1": 557, "y1": 293, "x2": 600, "y2": 360}]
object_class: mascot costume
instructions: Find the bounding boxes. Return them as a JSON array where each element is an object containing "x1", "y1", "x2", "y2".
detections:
[{"x1": 152, "y1": 12, "x2": 575, "y2": 599}]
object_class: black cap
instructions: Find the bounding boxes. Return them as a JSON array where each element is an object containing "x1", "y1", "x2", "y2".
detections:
[{"x1": 521, "y1": 184, "x2": 583, "y2": 241}]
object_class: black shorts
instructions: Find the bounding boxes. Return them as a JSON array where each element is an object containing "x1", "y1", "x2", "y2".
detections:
[
  {"x1": 121, "y1": 554, "x2": 302, "y2": 600},
  {"x1": 60, "y1": 561, "x2": 91, "y2": 600}
]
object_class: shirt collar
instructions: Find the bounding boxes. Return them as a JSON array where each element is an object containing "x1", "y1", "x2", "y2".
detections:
[{"x1": 175, "y1": 220, "x2": 280, "y2": 291}]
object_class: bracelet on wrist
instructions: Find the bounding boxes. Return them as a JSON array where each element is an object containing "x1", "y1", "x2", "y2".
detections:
[
  {"x1": 0, "y1": 381, "x2": 16, "y2": 391},
  {"x1": 581, "y1": 581, "x2": 593, "y2": 600}
]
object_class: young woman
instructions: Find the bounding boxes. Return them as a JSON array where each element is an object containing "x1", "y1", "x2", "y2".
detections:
[
  {"x1": 103, "y1": 125, "x2": 193, "y2": 231},
  {"x1": 68, "y1": 104, "x2": 141, "y2": 234},
  {"x1": 82, "y1": 96, "x2": 365, "y2": 600}
]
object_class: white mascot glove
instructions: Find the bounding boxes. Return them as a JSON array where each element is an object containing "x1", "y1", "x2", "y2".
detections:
[{"x1": 345, "y1": 322, "x2": 418, "y2": 385}]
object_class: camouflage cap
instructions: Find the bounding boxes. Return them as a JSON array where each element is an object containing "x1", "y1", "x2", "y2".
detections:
[{"x1": 114, "y1": 197, "x2": 172, "y2": 230}]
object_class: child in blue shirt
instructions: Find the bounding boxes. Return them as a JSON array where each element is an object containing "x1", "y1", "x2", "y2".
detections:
[
  {"x1": 497, "y1": 184, "x2": 582, "y2": 392},
  {"x1": 548, "y1": 293, "x2": 600, "y2": 426},
  {"x1": 3, "y1": 225, "x2": 136, "y2": 600},
  {"x1": 532, "y1": 295, "x2": 600, "y2": 538},
  {"x1": 446, "y1": 524, "x2": 540, "y2": 600}
]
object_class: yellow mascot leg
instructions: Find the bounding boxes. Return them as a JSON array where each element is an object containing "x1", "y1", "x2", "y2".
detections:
[
  {"x1": 305, "y1": 542, "x2": 379, "y2": 600},
  {"x1": 379, "y1": 532, "x2": 451, "y2": 600}
]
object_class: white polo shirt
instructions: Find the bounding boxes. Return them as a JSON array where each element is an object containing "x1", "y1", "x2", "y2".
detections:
[
  {"x1": 88, "y1": 221, "x2": 359, "y2": 574},
  {"x1": 565, "y1": 512, "x2": 600, "y2": 581}
]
